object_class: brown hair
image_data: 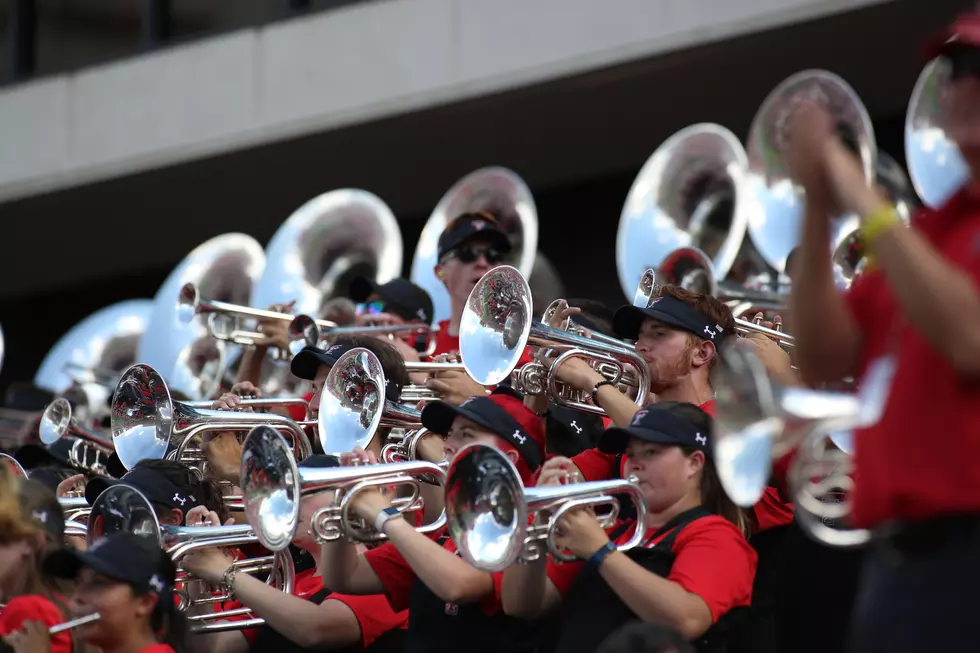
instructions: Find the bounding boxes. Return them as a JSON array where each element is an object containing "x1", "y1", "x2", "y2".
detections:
[
  {"x1": 658, "y1": 285, "x2": 735, "y2": 371},
  {"x1": 658, "y1": 402, "x2": 750, "y2": 537},
  {"x1": 0, "y1": 465, "x2": 66, "y2": 595}
]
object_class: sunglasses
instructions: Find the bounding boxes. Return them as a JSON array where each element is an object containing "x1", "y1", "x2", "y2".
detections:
[
  {"x1": 452, "y1": 245, "x2": 507, "y2": 265},
  {"x1": 355, "y1": 300, "x2": 388, "y2": 316}
]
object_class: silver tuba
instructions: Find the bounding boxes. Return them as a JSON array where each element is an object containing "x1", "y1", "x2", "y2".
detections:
[
  {"x1": 617, "y1": 123, "x2": 752, "y2": 301},
  {"x1": 410, "y1": 167, "x2": 538, "y2": 325},
  {"x1": 110, "y1": 363, "x2": 311, "y2": 471},
  {"x1": 87, "y1": 483, "x2": 295, "y2": 632},
  {"x1": 241, "y1": 426, "x2": 446, "y2": 552},
  {"x1": 710, "y1": 339, "x2": 870, "y2": 547},
  {"x1": 137, "y1": 234, "x2": 266, "y2": 402},
  {"x1": 745, "y1": 70, "x2": 876, "y2": 275},
  {"x1": 905, "y1": 58, "x2": 968, "y2": 209},
  {"x1": 317, "y1": 348, "x2": 423, "y2": 455},
  {"x1": 460, "y1": 266, "x2": 650, "y2": 415},
  {"x1": 446, "y1": 442, "x2": 647, "y2": 572}
]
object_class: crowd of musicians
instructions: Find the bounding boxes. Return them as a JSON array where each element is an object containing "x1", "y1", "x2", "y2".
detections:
[{"x1": 2, "y1": 10, "x2": 980, "y2": 653}]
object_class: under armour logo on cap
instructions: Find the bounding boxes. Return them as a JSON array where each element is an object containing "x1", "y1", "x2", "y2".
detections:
[
  {"x1": 704, "y1": 326, "x2": 716, "y2": 339},
  {"x1": 149, "y1": 574, "x2": 166, "y2": 593},
  {"x1": 472, "y1": 221, "x2": 487, "y2": 231},
  {"x1": 570, "y1": 420, "x2": 583, "y2": 434},
  {"x1": 417, "y1": 308, "x2": 428, "y2": 321},
  {"x1": 696, "y1": 433, "x2": 707, "y2": 446},
  {"x1": 512, "y1": 430, "x2": 527, "y2": 444},
  {"x1": 173, "y1": 493, "x2": 186, "y2": 506},
  {"x1": 32, "y1": 510, "x2": 48, "y2": 523}
]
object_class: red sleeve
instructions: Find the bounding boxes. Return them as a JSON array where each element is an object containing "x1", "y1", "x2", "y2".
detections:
[
  {"x1": 843, "y1": 271, "x2": 875, "y2": 333},
  {"x1": 667, "y1": 517, "x2": 757, "y2": 622},
  {"x1": 363, "y1": 542, "x2": 417, "y2": 612},
  {"x1": 323, "y1": 593, "x2": 408, "y2": 648},
  {"x1": 0, "y1": 596, "x2": 71, "y2": 653},
  {"x1": 572, "y1": 447, "x2": 618, "y2": 482},
  {"x1": 751, "y1": 487, "x2": 795, "y2": 533}
]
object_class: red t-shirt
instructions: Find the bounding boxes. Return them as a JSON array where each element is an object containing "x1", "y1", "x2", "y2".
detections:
[
  {"x1": 570, "y1": 400, "x2": 795, "y2": 533},
  {"x1": 222, "y1": 567, "x2": 407, "y2": 648},
  {"x1": 364, "y1": 537, "x2": 503, "y2": 615},
  {"x1": 843, "y1": 190, "x2": 980, "y2": 528},
  {"x1": 0, "y1": 595, "x2": 71, "y2": 653},
  {"x1": 288, "y1": 391, "x2": 313, "y2": 422},
  {"x1": 542, "y1": 515, "x2": 756, "y2": 623}
]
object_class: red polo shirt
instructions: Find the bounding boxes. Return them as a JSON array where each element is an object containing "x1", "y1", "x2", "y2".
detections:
[
  {"x1": 844, "y1": 190, "x2": 980, "y2": 528},
  {"x1": 571, "y1": 400, "x2": 795, "y2": 534},
  {"x1": 0, "y1": 595, "x2": 71, "y2": 653}
]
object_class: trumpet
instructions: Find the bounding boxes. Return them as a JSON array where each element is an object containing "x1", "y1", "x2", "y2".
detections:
[
  {"x1": 380, "y1": 428, "x2": 430, "y2": 465},
  {"x1": 399, "y1": 361, "x2": 467, "y2": 403},
  {"x1": 110, "y1": 363, "x2": 312, "y2": 472},
  {"x1": 59, "y1": 497, "x2": 91, "y2": 524},
  {"x1": 241, "y1": 426, "x2": 447, "y2": 552},
  {"x1": 39, "y1": 398, "x2": 113, "y2": 476},
  {"x1": 711, "y1": 339, "x2": 870, "y2": 547},
  {"x1": 88, "y1": 483, "x2": 295, "y2": 632},
  {"x1": 461, "y1": 266, "x2": 650, "y2": 415},
  {"x1": 178, "y1": 282, "x2": 324, "y2": 358},
  {"x1": 446, "y1": 443, "x2": 647, "y2": 571},
  {"x1": 316, "y1": 348, "x2": 423, "y2": 454}
]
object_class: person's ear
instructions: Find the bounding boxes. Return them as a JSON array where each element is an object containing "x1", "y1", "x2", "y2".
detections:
[
  {"x1": 691, "y1": 340, "x2": 716, "y2": 368},
  {"x1": 434, "y1": 263, "x2": 445, "y2": 280}
]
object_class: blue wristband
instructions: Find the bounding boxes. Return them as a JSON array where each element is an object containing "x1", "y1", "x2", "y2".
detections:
[{"x1": 586, "y1": 541, "x2": 617, "y2": 569}]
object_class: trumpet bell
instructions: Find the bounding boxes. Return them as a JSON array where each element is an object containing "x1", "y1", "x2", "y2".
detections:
[
  {"x1": 110, "y1": 364, "x2": 174, "y2": 470},
  {"x1": 318, "y1": 348, "x2": 387, "y2": 454},
  {"x1": 445, "y1": 442, "x2": 528, "y2": 572},
  {"x1": 410, "y1": 167, "x2": 538, "y2": 325},
  {"x1": 459, "y1": 266, "x2": 532, "y2": 386},
  {"x1": 252, "y1": 189, "x2": 403, "y2": 316},
  {"x1": 39, "y1": 398, "x2": 73, "y2": 445},
  {"x1": 1, "y1": 452, "x2": 27, "y2": 477},
  {"x1": 905, "y1": 58, "x2": 968, "y2": 209},
  {"x1": 241, "y1": 425, "x2": 299, "y2": 553},
  {"x1": 746, "y1": 70, "x2": 876, "y2": 273},
  {"x1": 617, "y1": 123, "x2": 750, "y2": 300},
  {"x1": 87, "y1": 483, "x2": 162, "y2": 544}
]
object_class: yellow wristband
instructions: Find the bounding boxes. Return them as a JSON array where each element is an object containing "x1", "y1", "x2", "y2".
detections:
[{"x1": 859, "y1": 205, "x2": 901, "y2": 253}]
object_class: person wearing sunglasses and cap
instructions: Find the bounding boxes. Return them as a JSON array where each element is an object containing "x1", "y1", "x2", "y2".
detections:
[
  {"x1": 319, "y1": 390, "x2": 548, "y2": 653},
  {"x1": 501, "y1": 403, "x2": 756, "y2": 653},
  {"x1": 785, "y1": 10, "x2": 980, "y2": 652},
  {"x1": 348, "y1": 277, "x2": 434, "y2": 359}
]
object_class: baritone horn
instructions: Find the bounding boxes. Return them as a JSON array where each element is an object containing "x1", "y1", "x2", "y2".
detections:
[
  {"x1": 240, "y1": 426, "x2": 446, "y2": 552},
  {"x1": 710, "y1": 339, "x2": 870, "y2": 547},
  {"x1": 316, "y1": 348, "x2": 423, "y2": 454},
  {"x1": 446, "y1": 443, "x2": 647, "y2": 572},
  {"x1": 461, "y1": 266, "x2": 650, "y2": 415},
  {"x1": 87, "y1": 483, "x2": 295, "y2": 632},
  {"x1": 110, "y1": 363, "x2": 312, "y2": 471}
]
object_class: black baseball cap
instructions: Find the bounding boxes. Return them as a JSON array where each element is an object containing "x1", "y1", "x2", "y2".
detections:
[
  {"x1": 437, "y1": 212, "x2": 512, "y2": 260},
  {"x1": 613, "y1": 295, "x2": 732, "y2": 344},
  {"x1": 421, "y1": 391, "x2": 544, "y2": 470},
  {"x1": 290, "y1": 343, "x2": 357, "y2": 381},
  {"x1": 598, "y1": 406, "x2": 711, "y2": 455},
  {"x1": 85, "y1": 465, "x2": 198, "y2": 511},
  {"x1": 45, "y1": 532, "x2": 174, "y2": 596},
  {"x1": 349, "y1": 277, "x2": 435, "y2": 325}
]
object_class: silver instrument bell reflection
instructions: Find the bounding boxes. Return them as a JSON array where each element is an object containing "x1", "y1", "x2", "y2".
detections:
[
  {"x1": 905, "y1": 58, "x2": 968, "y2": 209},
  {"x1": 616, "y1": 123, "x2": 751, "y2": 301},
  {"x1": 317, "y1": 348, "x2": 422, "y2": 455},
  {"x1": 240, "y1": 426, "x2": 446, "y2": 552},
  {"x1": 745, "y1": 70, "x2": 877, "y2": 274},
  {"x1": 410, "y1": 167, "x2": 538, "y2": 324},
  {"x1": 0, "y1": 453, "x2": 27, "y2": 478},
  {"x1": 446, "y1": 443, "x2": 647, "y2": 572}
]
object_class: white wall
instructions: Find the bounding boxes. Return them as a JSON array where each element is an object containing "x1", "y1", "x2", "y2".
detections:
[{"x1": 0, "y1": 0, "x2": 890, "y2": 204}]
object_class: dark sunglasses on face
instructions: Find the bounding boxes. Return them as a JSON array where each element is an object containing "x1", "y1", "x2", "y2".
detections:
[
  {"x1": 453, "y1": 245, "x2": 506, "y2": 265},
  {"x1": 946, "y1": 46, "x2": 980, "y2": 82}
]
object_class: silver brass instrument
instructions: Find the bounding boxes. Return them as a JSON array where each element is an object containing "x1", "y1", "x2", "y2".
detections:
[
  {"x1": 461, "y1": 266, "x2": 650, "y2": 415},
  {"x1": 138, "y1": 234, "x2": 266, "y2": 401},
  {"x1": 49, "y1": 613, "x2": 101, "y2": 634},
  {"x1": 411, "y1": 167, "x2": 538, "y2": 324},
  {"x1": 317, "y1": 348, "x2": 423, "y2": 454},
  {"x1": 642, "y1": 249, "x2": 795, "y2": 349},
  {"x1": 400, "y1": 361, "x2": 467, "y2": 403},
  {"x1": 110, "y1": 363, "x2": 311, "y2": 471},
  {"x1": 746, "y1": 70, "x2": 876, "y2": 275},
  {"x1": 711, "y1": 339, "x2": 870, "y2": 547},
  {"x1": 59, "y1": 496, "x2": 91, "y2": 524},
  {"x1": 88, "y1": 483, "x2": 294, "y2": 632},
  {"x1": 905, "y1": 58, "x2": 968, "y2": 209},
  {"x1": 617, "y1": 123, "x2": 752, "y2": 301},
  {"x1": 446, "y1": 442, "x2": 647, "y2": 571},
  {"x1": 1, "y1": 453, "x2": 27, "y2": 477},
  {"x1": 39, "y1": 398, "x2": 113, "y2": 475},
  {"x1": 241, "y1": 426, "x2": 446, "y2": 552}
]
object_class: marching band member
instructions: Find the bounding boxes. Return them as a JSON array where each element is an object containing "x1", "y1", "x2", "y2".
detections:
[
  {"x1": 786, "y1": 11, "x2": 980, "y2": 652},
  {"x1": 0, "y1": 468, "x2": 73, "y2": 653},
  {"x1": 501, "y1": 403, "x2": 756, "y2": 653},
  {"x1": 43, "y1": 532, "x2": 191, "y2": 653},
  {"x1": 319, "y1": 391, "x2": 547, "y2": 653},
  {"x1": 182, "y1": 455, "x2": 407, "y2": 653},
  {"x1": 347, "y1": 277, "x2": 435, "y2": 367}
]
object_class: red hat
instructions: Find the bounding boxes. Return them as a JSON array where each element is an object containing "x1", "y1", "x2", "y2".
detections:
[
  {"x1": 420, "y1": 390, "x2": 545, "y2": 470},
  {"x1": 924, "y1": 12, "x2": 980, "y2": 59}
]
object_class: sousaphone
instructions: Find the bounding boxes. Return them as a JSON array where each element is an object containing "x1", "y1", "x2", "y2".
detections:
[{"x1": 410, "y1": 167, "x2": 538, "y2": 324}]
